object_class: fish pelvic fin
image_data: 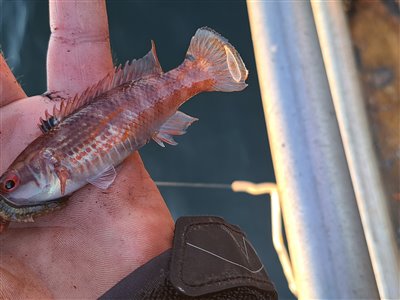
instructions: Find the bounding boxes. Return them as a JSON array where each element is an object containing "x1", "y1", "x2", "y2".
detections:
[
  {"x1": 153, "y1": 111, "x2": 198, "y2": 147},
  {"x1": 39, "y1": 41, "x2": 163, "y2": 134},
  {"x1": 186, "y1": 27, "x2": 248, "y2": 92},
  {"x1": 87, "y1": 166, "x2": 117, "y2": 190}
]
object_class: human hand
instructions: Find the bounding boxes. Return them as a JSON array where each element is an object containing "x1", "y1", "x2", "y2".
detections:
[{"x1": 0, "y1": 1, "x2": 174, "y2": 298}]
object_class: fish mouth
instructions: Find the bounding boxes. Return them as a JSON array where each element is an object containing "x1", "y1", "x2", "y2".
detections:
[{"x1": 0, "y1": 193, "x2": 67, "y2": 222}]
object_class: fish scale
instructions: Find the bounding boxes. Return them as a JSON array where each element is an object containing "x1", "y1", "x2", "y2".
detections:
[
  {"x1": 0, "y1": 27, "x2": 248, "y2": 223},
  {"x1": 52, "y1": 68, "x2": 188, "y2": 180}
]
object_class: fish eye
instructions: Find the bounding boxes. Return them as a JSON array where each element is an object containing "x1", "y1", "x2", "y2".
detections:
[
  {"x1": 1, "y1": 173, "x2": 19, "y2": 193},
  {"x1": 5, "y1": 180, "x2": 16, "y2": 190}
]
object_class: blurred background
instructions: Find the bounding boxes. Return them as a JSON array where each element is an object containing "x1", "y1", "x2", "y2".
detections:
[{"x1": 1, "y1": 1, "x2": 399, "y2": 299}]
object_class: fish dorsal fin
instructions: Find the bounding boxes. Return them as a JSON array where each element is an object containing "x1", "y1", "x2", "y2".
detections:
[
  {"x1": 152, "y1": 111, "x2": 198, "y2": 147},
  {"x1": 112, "y1": 40, "x2": 162, "y2": 86},
  {"x1": 39, "y1": 41, "x2": 163, "y2": 134},
  {"x1": 87, "y1": 166, "x2": 117, "y2": 190}
]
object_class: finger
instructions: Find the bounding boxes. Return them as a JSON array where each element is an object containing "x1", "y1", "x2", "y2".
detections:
[
  {"x1": 47, "y1": 0, "x2": 113, "y2": 98},
  {"x1": 0, "y1": 96, "x2": 52, "y2": 174},
  {"x1": 0, "y1": 54, "x2": 26, "y2": 107}
]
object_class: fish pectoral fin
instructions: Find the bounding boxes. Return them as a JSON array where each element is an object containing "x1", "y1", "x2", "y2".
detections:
[
  {"x1": 55, "y1": 167, "x2": 70, "y2": 196},
  {"x1": 152, "y1": 111, "x2": 198, "y2": 147},
  {"x1": 87, "y1": 166, "x2": 117, "y2": 190}
]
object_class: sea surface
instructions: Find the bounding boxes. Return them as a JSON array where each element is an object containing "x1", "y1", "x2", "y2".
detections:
[{"x1": 1, "y1": 1, "x2": 294, "y2": 298}]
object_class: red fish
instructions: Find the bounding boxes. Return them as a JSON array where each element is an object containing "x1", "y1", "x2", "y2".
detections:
[{"x1": 0, "y1": 27, "x2": 248, "y2": 223}]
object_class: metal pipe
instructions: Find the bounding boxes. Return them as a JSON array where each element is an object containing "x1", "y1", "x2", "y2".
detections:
[
  {"x1": 247, "y1": 1, "x2": 379, "y2": 299},
  {"x1": 311, "y1": 2, "x2": 399, "y2": 298}
]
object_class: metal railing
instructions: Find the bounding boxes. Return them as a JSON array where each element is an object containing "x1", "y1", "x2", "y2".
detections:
[
  {"x1": 311, "y1": 2, "x2": 399, "y2": 298},
  {"x1": 247, "y1": 1, "x2": 383, "y2": 298}
]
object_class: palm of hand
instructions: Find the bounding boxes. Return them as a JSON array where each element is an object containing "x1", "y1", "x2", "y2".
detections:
[{"x1": 0, "y1": 1, "x2": 173, "y2": 298}]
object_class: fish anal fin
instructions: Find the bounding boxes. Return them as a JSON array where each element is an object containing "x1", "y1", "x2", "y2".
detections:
[
  {"x1": 38, "y1": 41, "x2": 163, "y2": 133},
  {"x1": 87, "y1": 166, "x2": 117, "y2": 190},
  {"x1": 155, "y1": 133, "x2": 178, "y2": 146},
  {"x1": 152, "y1": 136, "x2": 166, "y2": 147},
  {"x1": 153, "y1": 111, "x2": 198, "y2": 147}
]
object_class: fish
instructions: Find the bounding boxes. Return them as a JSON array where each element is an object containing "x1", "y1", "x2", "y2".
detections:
[{"x1": 0, "y1": 27, "x2": 248, "y2": 224}]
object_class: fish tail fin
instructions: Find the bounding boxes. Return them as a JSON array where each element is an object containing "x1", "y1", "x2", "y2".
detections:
[{"x1": 186, "y1": 27, "x2": 248, "y2": 92}]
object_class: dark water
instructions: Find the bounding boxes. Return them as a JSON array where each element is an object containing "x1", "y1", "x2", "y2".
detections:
[{"x1": 1, "y1": 1, "x2": 293, "y2": 298}]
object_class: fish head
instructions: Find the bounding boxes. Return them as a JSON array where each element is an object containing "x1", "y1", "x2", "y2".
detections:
[{"x1": 0, "y1": 150, "x2": 62, "y2": 206}]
